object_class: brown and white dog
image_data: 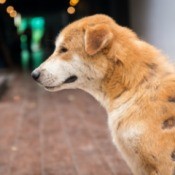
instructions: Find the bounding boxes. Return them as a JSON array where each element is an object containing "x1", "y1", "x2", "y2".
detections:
[{"x1": 31, "y1": 14, "x2": 175, "y2": 175}]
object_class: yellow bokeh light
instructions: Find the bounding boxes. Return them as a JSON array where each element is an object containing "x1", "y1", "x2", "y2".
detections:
[
  {"x1": 7, "y1": 6, "x2": 14, "y2": 13},
  {"x1": 72, "y1": 0, "x2": 79, "y2": 4},
  {"x1": 10, "y1": 10, "x2": 17, "y2": 18},
  {"x1": 69, "y1": 0, "x2": 79, "y2": 6},
  {"x1": 67, "y1": 6, "x2": 76, "y2": 14},
  {"x1": 0, "y1": 0, "x2": 6, "y2": 4}
]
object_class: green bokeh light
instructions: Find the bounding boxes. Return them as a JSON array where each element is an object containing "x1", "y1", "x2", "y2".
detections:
[
  {"x1": 30, "y1": 17, "x2": 45, "y2": 29},
  {"x1": 32, "y1": 29, "x2": 44, "y2": 43},
  {"x1": 18, "y1": 18, "x2": 28, "y2": 34},
  {"x1": 18, "y1": 16, "x2": 45, "y2": 70},
  {"x1": 20, "y1": 34, "x2": 27, "y2": 43},
  {"x1": 21, "y1": 50, "x2": 30, "y2": 70}
]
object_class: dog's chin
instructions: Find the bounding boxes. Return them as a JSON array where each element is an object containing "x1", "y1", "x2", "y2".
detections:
[
  {"x1": 44, "y1": 85, "x2": 62, "y2": 92},
  {"x1": 44, "y1": 84, "x2": 77, "y2": 92}
]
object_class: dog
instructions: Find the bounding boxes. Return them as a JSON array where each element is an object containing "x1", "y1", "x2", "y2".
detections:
[{"x1": 31, "y1": 14, "x2": 175, "y2": 175}]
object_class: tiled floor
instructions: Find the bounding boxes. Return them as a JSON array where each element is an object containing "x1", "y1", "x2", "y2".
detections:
[{"x1": 0, "y1": 73, "x2": 131, "y2": 175}]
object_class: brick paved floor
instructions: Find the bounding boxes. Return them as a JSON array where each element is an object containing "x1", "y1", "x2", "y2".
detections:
[{"x1": 0, "y1": 73, "x2": 131, "y2": 175}]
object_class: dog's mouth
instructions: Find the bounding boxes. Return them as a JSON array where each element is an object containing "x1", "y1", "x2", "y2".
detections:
[
  {"x1": 45, "y1": 75, "x2": 78, "y2": 90},
  {"x1": 63, "y1": 75, "x2": 78, "y2": 84}
]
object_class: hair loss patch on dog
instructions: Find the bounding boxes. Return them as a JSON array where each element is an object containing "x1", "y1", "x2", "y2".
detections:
[
  {"x1": 145, "y1": 63, "x2": 158, "y2": 70},
  {"x1": 162, "y1": 117, "x2": 175, "y2": 129},
  {"x1": 171, "y1": 151, "x2": 175, "y2": 161},
  {"x1": 168, "y1": 96, "x2": 175, "y2": 103}
]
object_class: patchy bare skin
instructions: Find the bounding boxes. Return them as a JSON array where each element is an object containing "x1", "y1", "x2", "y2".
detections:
[{"x1": 32, "y1": 14, "x2": 175, "y2": 175}]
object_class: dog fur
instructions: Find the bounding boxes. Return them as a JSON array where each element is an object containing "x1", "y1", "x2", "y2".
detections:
[{"x1": 32, "y1": 14, "x2": 175, "y2": 175}]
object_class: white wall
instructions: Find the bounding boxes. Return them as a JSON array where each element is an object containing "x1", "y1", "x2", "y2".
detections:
[{"x1": 130, "y1": 0, "x2": 175, "y2": 60}]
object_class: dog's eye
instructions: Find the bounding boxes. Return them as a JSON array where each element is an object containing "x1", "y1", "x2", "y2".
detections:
[{"x1": 59, "y1": 47, "x2": 68, "y2": 53}]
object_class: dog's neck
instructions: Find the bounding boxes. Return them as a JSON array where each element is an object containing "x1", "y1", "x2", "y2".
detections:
[
  {"x1": 80, "y1": 49, "x2": 160, "y2": 113},
  {"x1": 81, "y1": 80, "x2": 110, "y2": 109},
  {"x1": 81, "y1": 73, "x2": 135, "y2": 113}
]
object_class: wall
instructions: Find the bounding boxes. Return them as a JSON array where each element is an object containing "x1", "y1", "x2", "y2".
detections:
[{"x1": 130, "y1": 0, "x2": 175, "y2": 60}]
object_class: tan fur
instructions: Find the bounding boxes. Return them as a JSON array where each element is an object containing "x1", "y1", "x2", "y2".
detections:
[{"x1": 33, "y1": 14, "x2": 175, "y2": 175}]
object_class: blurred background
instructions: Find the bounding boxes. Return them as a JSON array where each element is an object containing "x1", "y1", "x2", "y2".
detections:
[{"x1": 0, "y1": 0, "x2": 175, "y2": 175}]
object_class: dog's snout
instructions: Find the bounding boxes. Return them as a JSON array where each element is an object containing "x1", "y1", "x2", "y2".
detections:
[{"x1": 31, "y1": 70, "x2": 40, "y2": 80}]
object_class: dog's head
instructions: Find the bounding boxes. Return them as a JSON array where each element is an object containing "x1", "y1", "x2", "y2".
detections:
[{"x1": 31, "y1": 14, "x2": 115, "y2": 92}]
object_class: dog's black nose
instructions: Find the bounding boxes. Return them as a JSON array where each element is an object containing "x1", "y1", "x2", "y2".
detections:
[{"x1": 31, "y1": 70, "x2": 40, "y2": 80}]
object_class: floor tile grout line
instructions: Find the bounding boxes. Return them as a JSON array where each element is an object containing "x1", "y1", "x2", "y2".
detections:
[
  {"x1": 58, "y1": 104, "x2": 106, "y2": 175},
  {"x1": 51, "y1": 98, "x2": 81, "y2": 175},
  {"x1": 7, "y1": 75, "x2": 29, "y2": 175},
  {"x1": 38, "y1": 89, "x2": 46, "y2": 175},
  {"x1": 8, "y1": 102, "x2": 27, "y2": 175}
]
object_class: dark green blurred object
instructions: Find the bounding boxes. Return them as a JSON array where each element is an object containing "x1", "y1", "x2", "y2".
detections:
[{"x1": 18, "y1": 17, "x2": 45, "y2": 70}]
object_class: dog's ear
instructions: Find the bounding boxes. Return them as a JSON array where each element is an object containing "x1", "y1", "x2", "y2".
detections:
[{"x1": 84, "y1": 24, "x2": 113, "y2": 56}]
